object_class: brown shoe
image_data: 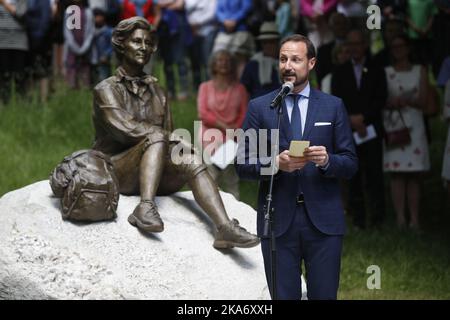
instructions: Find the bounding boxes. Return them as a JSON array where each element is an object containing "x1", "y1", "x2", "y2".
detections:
[
  {"x1": 128, "y1": 200, "x2": 164, "y2": 233},
  {"x1": 213, "y1": 219, "x2": 260, "y2": 249}
]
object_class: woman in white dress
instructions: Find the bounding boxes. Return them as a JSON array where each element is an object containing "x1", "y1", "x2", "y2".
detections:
[{"x1": 383, "y1": 35, "x2": 429, "y2": 231}]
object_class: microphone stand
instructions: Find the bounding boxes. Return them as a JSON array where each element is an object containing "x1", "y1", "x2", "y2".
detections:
[{"x1": 263, "y1": 96, "x2": 285, "y2": 300}]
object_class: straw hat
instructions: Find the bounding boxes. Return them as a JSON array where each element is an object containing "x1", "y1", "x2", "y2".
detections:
[{"x1": 256, "y1": 21, "x2": 280, "y2": 41}]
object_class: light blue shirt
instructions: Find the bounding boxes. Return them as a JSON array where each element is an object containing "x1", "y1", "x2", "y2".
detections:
[{"x1": 286, "y1": 82, "x2": 310, "y2": 136}]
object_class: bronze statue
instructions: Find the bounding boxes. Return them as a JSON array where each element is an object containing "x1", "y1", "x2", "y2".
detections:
[{"x1": 92, "y1": 17, "x2": 259, "y2": 249}]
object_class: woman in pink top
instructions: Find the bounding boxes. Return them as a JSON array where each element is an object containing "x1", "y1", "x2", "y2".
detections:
[{"x1": 197, "y1": 49, "x2": 249, "y2": 200}]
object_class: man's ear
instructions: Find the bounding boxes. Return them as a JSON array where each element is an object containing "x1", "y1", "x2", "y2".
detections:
[{"x1": 308, "y1": 57, "x2": 316, "y2": 71}]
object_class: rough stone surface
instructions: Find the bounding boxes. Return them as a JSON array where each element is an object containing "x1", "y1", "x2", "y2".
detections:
[{"x1": 0, "y1": 181, "x2": 271, "y2": 300}]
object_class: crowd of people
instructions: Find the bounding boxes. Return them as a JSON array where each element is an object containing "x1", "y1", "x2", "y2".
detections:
[{"x1": 1, "y1": 0, "x2": 449, "y2": 232}]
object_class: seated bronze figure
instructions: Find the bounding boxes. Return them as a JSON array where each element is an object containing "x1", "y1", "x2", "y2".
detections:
[{"x1": 92, "y1": 17, "x2": 259, "y2": 249}]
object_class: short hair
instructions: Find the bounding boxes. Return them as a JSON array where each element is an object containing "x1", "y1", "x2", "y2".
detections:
[
  {"x1": 208, "y1": 49, "x2": 238, "y2": 81},
  {"x1": 389, "y1": 34, "x2": 412, "y2": 63},
  {"x1": 93, "y1": 8, "x2": 106, "y2": 17},
  {"x1": 280, "y1": 34, "x2": 316, "y2": 59},
  {"x1": 390, "y1": 34, "x2": 411, "y2": 48},
  {"x1": 112, "y1": 17, "x2": 157, "y2": 61}
]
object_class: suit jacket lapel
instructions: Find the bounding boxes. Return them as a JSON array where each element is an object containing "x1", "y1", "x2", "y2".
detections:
[
  {"x1": 302, "y1": 89, "x2": 319, "y2": 140},
  {"x1": 345, "y1": 62, "x2": 358, "y2": 92},
  {"x1": 281, "y1": 99, "x2": 292, "y2": 142},
  {"x1": 264, "y1": 91, "x2": 291, "y2": 149},
  {"x1": 360, "y1": 61, "x2": 369, "y2": 91}
]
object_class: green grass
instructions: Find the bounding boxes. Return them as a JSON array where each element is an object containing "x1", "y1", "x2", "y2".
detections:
[
  {"x1": 340, "y1": 225, "x2": 450, "y2": 299},
  {"x1": 0, "y1": 85, "x2": 93, "y2": 195},
  {"x1": 0, "y1": 81, "x2": 449, "y2": 300}
]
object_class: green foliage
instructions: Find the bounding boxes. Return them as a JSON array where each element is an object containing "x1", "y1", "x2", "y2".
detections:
[
  {"x1": 0, "y1": 84, "x2": 449, "y2": 299},
  {"x1": 0, "y1": 87, "x2": 94, "y2": 195}
]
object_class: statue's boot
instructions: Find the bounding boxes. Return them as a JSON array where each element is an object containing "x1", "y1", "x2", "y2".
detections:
[
  {"x1": 128, "y1": 200, "x2": 164, "y2": 233},
  {"x1": 213, "y1": 219, "x2": 260, "y2": 249}
]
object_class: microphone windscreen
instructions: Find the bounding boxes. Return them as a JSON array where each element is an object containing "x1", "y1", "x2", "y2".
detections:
[{"x1": 282, "y1": 82, "x2": 294, "y2": 93}]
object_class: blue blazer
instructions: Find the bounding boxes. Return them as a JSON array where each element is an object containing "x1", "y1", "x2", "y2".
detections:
[{"x1": 236, "y1": 87, "x2": 358, "y2": 237}]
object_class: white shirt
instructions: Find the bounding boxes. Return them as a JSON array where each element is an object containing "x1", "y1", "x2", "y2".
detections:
[
  {"x1": 89, "y1": 0, "x2": 107, "y2": 10},
  {"x1": 337, "y1": 1, "x2": 366, "y2": 17},
  {"x1": 184, "y1": 0, "x2": 217, "y2": 26},
  {"x1": 286, "y1": 82, "x2": 310, "y2": 136}
]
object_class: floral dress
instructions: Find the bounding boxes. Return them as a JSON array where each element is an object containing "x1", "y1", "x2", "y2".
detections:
[{"x1": 383, "y1": 65, "x2": 430, "y2": 172}]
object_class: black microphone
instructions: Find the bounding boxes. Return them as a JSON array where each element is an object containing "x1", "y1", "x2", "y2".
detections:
[{"x1": 270, "y1": 82, "x2": 294, "y2": 108}]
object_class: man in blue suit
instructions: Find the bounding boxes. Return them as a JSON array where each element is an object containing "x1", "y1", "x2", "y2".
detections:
[{"x1": 236, "y1": 34, "x2": 358, "y2": 300}]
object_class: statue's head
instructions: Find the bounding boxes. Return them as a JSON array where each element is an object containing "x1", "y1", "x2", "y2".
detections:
[{"x1": 112, "y1": 17, "x2": 157, "y2": 67}]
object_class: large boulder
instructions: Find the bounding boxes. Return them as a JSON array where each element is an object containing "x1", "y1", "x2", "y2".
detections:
[{"x1": 0, "y1": 181, "x2": 271, "y2": 299}]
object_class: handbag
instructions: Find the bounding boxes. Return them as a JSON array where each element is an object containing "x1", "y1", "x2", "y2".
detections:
[{"x1": 384, "y1": 109, "x2": 411, "y2": 148}]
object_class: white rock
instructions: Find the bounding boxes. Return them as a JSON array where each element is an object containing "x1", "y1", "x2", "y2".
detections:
[{"x1": 0, "y1": 181, "x2": 271, "y2": 300}]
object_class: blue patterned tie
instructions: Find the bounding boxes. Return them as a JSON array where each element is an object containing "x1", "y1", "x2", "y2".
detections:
[{"x1": 290, "y1": 94, "x2": 302, "y2": 140}]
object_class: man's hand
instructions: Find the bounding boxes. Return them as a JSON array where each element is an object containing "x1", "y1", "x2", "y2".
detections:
[
  {"x1": 223, "y1": 20, "x2": 237, "y2": 33},
  {"x1": 0, "y1": 0, "x2": 16, "y2": 14},
  {"x1": 303, "y1": 146, "x2": 329, "y2": 167},
  {"x1": 190, "y1": 24, "x2": 200, "y2": 37},
  {"x1": 350, "y1": 114, "x2": 364, "y2": 127},
  {"x1": 355, "y1": 123, "x2": 367, "y2": 137},
  {"x1": 398, "y1": 97, "x2": 410, "y2": 108},
  {"x1": 276, "y1": 150, "x2": 308, "y2": 172},
  {"x1": 350, "y1": 114, "x2": 367, "y2": 137},
  {"x1": 387, "y1": 96, "x2": 400, "y2": 109},
  {"x1": 388, "y1": 96, "x2": 409, "y2": 109}
]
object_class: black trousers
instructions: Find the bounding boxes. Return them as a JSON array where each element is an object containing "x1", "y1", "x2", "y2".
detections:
[
  {"x1": 348, "y1": 138, "x2": 385, "y2": 228},
  {"x1": 0, "y1": 49, "x2": 27, "y2": 104}
]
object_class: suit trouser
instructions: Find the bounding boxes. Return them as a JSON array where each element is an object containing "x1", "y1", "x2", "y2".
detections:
[{"x1": 261, "y1": 204, "x2": 343, "y2": 300}]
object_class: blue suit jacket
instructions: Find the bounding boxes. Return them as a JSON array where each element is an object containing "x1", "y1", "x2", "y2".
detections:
[{"x1": 236, "y1": 87, "x2": 358, "y2": 237}]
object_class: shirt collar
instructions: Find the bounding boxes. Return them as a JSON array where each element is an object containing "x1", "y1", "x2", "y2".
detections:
[
  {"x1": 114, "y1": 66, "x2": 157, "y2": 84},
  {"x1": 296, "y1": 82, "x2": 310, "y2": 98},
  {"x1": 351, "y1": 58, "x2": 366, "y2": 67},
  {"x1": 114, "y1": 66, "x2": 158, "y2": 96}
]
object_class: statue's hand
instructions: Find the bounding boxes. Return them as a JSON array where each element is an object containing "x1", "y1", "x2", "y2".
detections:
[{"x1": 148, "y1": 126, "x2": 167, "y2": 141}]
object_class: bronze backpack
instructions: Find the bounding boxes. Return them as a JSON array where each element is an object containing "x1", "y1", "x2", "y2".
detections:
[{"x1": 50, "y1": 150, "x2": 119, "y2": 221}]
